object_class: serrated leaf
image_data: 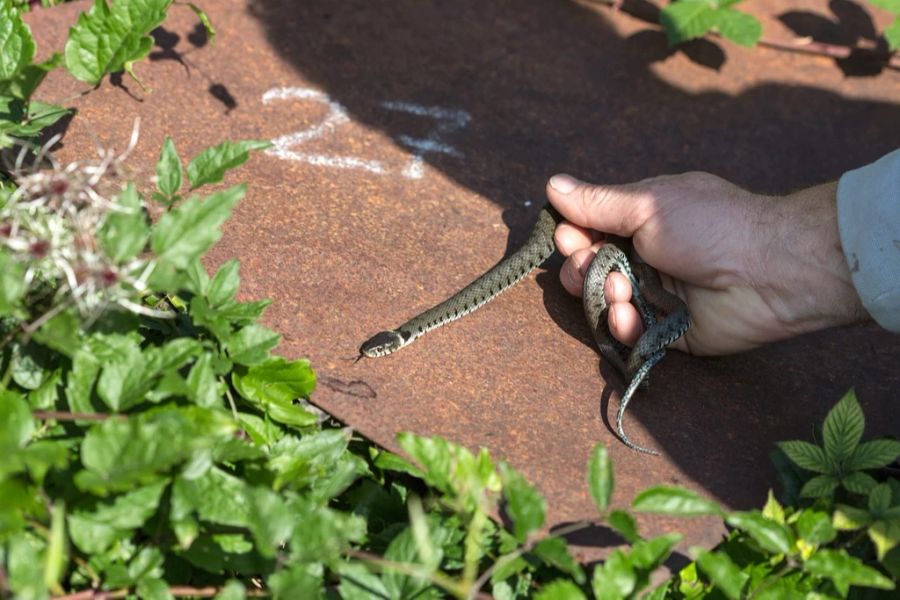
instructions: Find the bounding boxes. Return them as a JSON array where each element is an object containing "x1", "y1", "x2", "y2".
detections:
[
  {"x1": 725, "y1": 511, "x2": 794, "y2": 554},
  {"x1": 214, "y1": 580, "x2": 246, "y2": 600},
  {"x1": 99, "y1": 182, "x2": 149, "y2": 262},
  {"x1": 67, "y1": 481, "x2": 166, "y2": 553},
  {"x1": 608, "y1": 509, "x2": 640, "y2": 544},
  {"x1": 535, "y1": 579, "x2": 587, "y2": 600},
  {"x1": 660, "y1": 0, "x2": 717, "y2": 47},
  {"x1": 208, "y1": 259, "x2": 240, "y2": 308},
  {"x1": 587, "y1": 443, "x2": 614, "y2": 513},
  {"x1": 187, "y1": 140, "x2": 271, "y2": 189},
  {"x1": 155, "y1": 136, "x2": 182, "y2": 199},
  {"x1": 151, "y1": 185, "x2": 244, "y2": 270},
  {"x1": 823, "y1": 390, "x2": 864, "y2": 463},
  {"x1": 0, "y1": 1, "x2": 36, "y2": 80},
  {"x1": 846, "y1": 439, "x2": 900, "y2": 471},
  {"x1": 778, "y1": 440, "x2": 830, "y2": 473},
  {"x1": 532, "y1": 536, "x2": 585, "y2": 584},
  {"x1": 0, "y1": 54, "x2": 61, "y2": 102},
  {"x1": 136, "y1": 578, "x2": 174, "y2": 600},
  {"x1": 186, "y1": 353, "x2": 219, "y2": 408},
  {"x1": 870, "y1": 483, "x2": 893, "y2": 512},
  {"x1": 842, "y1": 471, "x2": 878, "y2": 495},
  {"x1": 630, "y1": 533, "x2": 682, "y2": 572},
  {"x1": 693, "y1": 549, "x2": 747, "y2": 599},
  {"x1": 803, "y1": 549, "x2": 895, "y2": 595},
  {"x1": 64, "y1": 0, "x2": 172, "y2": 85},
  {"x1": 712, "y1": 8, "x2": 761, "y2": 47},
  {"x1": 632, "y1": 485, "x2": 723, "y2": 516},
  {"x1": 500, "y1": 462, "x2": 546, "y2": 542},
  {"x1": 800, "y1": 474, "x2": 840, "y2": 498},
  {"x1": 33, "y1": 309, "x2": 80, "y2": 358}
]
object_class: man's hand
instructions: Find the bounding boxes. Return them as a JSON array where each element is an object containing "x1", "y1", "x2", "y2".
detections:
[{"x1": 546, "y1": 172, "x2": 868, "y2": 356}]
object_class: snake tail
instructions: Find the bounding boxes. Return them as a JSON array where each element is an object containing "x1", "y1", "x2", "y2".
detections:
[
  {"x1": 359, "y1": 206, "x2": 562, "y2": 357},
  {"x1": 615, "y1": 350, "x2": 665, "y2": 455}
]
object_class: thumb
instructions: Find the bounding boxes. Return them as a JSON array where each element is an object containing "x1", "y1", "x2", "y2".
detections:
[{"x1": 546, "y1": 174, "x2": 651, "y2": 237}]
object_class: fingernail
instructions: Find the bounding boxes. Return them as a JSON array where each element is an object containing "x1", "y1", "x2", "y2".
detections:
[{"x1": 549, "y1": 174, "x2": 579, "y2": 194}]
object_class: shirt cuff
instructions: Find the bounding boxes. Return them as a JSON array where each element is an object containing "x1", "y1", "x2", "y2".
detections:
[{"x1": 836, "y1": 148, "x2": 900, "y2": 333}]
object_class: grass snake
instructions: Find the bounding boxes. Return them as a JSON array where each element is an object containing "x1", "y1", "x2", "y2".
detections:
[{"x1": 360, "y1": 204, "x2": 691, "y2": 454}]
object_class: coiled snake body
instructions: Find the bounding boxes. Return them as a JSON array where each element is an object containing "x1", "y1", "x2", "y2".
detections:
[{"x1": 360, "y1": 205, "x2": 691, "y2": 455}]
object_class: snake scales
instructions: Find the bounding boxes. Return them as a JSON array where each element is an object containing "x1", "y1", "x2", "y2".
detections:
[{"x1": 359, "y1": 204, "x2": 691, "y2": 454}]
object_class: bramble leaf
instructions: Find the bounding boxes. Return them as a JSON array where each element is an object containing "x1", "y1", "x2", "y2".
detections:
[
  {"x1": 226, "y1": 324, "x2": 281, "y2": 366},
  {"x1": 800, "y1": 474, "x2": 840, "y2": 498},
  {"x1": 778, "y1": 440, "x2": 830, "y2": 473},
  {"x1": 846, "y1": 439, "x2": 900, "y2": 471},
  {"x1": 823, "y1": 390, "x2": 864, "y2": 463},
  {"x1": 208, "y1": 259, "x2": 240, "y2": 308},
  {"x1": 0, "y1": 1, "x2": 36, "y2": 80}
]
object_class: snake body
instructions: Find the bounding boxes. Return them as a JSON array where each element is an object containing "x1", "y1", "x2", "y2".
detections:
[{"x1": 360, "y1": 204, "x2": 691, "y2": 454}]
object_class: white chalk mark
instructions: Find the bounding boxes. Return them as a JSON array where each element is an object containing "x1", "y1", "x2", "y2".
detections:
[
  {"x1": 263, "y1": 86, "x2": 387, "y2": 174},
  {"x1": 381, "y1": 101, "x2": 472, "y2": 179}
]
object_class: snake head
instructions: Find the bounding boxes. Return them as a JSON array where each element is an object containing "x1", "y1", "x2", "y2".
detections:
[{"x1": 359, "y1": 330, "x2": 405, "y2": 358}]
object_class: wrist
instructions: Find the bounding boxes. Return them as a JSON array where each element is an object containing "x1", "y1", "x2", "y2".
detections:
[{"x1": 756, "y1": 182, "x2": 868, "y2": 335}]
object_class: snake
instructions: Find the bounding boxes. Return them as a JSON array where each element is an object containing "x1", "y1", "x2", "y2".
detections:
[{"x1": 359, "y1": 204, "x2": 691, "y2": 455}]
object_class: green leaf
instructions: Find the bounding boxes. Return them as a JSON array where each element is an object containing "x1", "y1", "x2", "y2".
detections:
[
  {"x1": 226, "y1": 324, "x2": 281, "y2": 366},
  {"x1": 95, "y1": 335, "x2": 147, "y2": 410},
  {"x1": 214, "y1": 581, "x2": 246, "y2": 600},
  {"x1": 500, "y1": 462, "x2": 546, "y2": 542},
  {"x1": 186, "y1": 353, "x2": 219, "y2": 408},
  {"x1": 587, "y1": 443, "x2": 614, "y2": 513},
  {"x1": 535, "y1": 579, "x2": 587, "y2": 600},
  {"x1": 7, "y1": 533, "x2": 48, "y2": 600},
  {"x1": 608, "y1": 509, "x2": 640, "y2": 544},
  {"x1": 152, "y1": 185, "x2": 244, "y2": 270},
  {"x1": 65, "y1": 348, "x2": 101, "y2": 415},
  {"x1": 208, "y1": 259, "x2": 240, "y2": 308},
  {"x1": 0, "y1": 252, "x2": 27, "y2": 313},
  {"x1": 712, "y1": 8, "x2": 761, "y2": 47},
  {"x1": 846, "y1": 439, "x2": 900, "y2": 471},
  {"x1": 0, "y1": 54, "x2": 61, "y2": 102},
  {"x1": 186, "y1": 140, "x2": 271, "y2": 189},
  {"x1": 43, "y1": 502, "x2": 67, "y2": 593},
  {"x1": 886, "y1": 16, "x2": 900, "y2": 51},
  {"x1": 0, "y1": 1, "x2": 36, "y2": 80},
  {"x1": 532, "y1": 536, "x2": 585, "y2": 584},
  {"x1": 762, "y1": 490, "x2": 785, "y2": 524},
  {"x1": 725, "y1": 511, "x2": 794, "y2": 554},
  {"x1": 693, "y1": 549, "x2": 747, "y2": 600},
  {"x1": 822, "y1": 390, "x2": 864, "y2": 464},
  {"x1": 268, "y1": 564, "x2": 324, "y2": 600},
  {"x1": 155, "y1": 136, "x2": 182, "y2": 200},
  {"x1": 800, "y1": 474, "x2": 840, "y2": 498},
  {"x1": 778, "y1": 440, "x2": 830, "y2": 473},
  {"x1": 232, "y1": 355, "x2": 314, "y2": 409},
  {"x1": 591, "y1": 549, "x2": 635, "y2": 600},
  {"x1": 99, "y1": 182, "x2": 149, "y2": 262},
  {"x1": 833, "y1": 504, "x2": 872, "y2": 530},
  {"x1": 337, "y1": 562, "x2": 389, "y2": 600},
  {"x1": 795, "y1": 510, "x2": 836, "y2": 545},
  {"x1": 842, "y1": 471, "x2": 878, "y2": 495},
  {"x1": 629, "y1": 533, "x2": 682, "y2": 572},
  {"x1": 632, "y1": 485, "x2": 723, "y2": 516},
  {"x1": 245, "y1": 487, "x2": 296, "y2": 557},
  {"x1": 33, "y1": 309, "x2": 80, "y2": 358},
  {"x1": 870, "y1": 482, "x2": 892, "y2": 512},
  {"x1": 869, "y1": 519, "x2": 900, "y2": 560},
  {"x1": 803, "y1": 549, "x2": 895, "y2": 595},
  {"x1": 660, "y1": 0, "x2": 717, "y2": 47},
  {"x1": 0, "y1": 390, "x2": 34, "y2": 454},
  {"x1": 67, "y1": 481, "x2": 166, "y2": 553},
  {"x1": 136, "y1": 578, "x2": 174, "y2": 600},
  {"x1": 64, "y1": 0, "x2": 173, "y2": 85}
]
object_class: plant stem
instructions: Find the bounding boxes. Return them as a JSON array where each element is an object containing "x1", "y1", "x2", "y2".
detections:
[{"x1": 345, "y1": 548, "x2": 487, "y2": 599}]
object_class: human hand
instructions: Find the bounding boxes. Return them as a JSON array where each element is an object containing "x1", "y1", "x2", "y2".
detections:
[{"x1": 546, "y1": 172, "x2": 868, "y2": 356}]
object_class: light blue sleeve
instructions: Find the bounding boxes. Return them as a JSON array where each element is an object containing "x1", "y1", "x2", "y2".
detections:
[{"x1": 836, "y1": 148, "x2": 900, "y2": 332}]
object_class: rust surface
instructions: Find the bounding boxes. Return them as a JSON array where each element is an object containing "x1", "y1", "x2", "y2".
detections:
[{"x1": 27, "y1": 0, "x2": 900, "y2": 560}]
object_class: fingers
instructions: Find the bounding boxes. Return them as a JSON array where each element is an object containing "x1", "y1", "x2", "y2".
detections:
[{"x1": 546, "y1": 174, "x2": 652, "y2": 237}]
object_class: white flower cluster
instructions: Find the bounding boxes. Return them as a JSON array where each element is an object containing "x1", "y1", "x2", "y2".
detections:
[{"x1": 0, "y1": 122, "x2": 166, "y2": 321}]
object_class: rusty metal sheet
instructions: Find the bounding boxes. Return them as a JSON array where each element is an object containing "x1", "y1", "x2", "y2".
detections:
[{"x1": 28, "y1": 0, "x2": 900, "y2": 560}]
